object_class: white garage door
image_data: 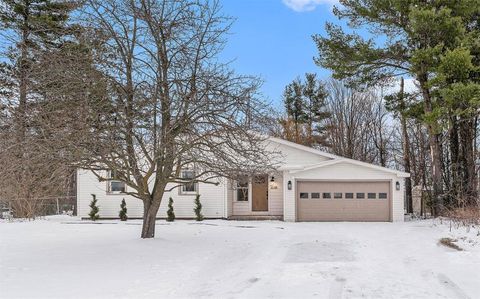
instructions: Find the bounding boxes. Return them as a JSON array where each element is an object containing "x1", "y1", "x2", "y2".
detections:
[{"x1": 297, "y1": 181, "x2": 391, "y2": 222}]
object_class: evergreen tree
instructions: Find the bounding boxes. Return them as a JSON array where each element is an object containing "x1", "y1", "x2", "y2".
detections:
[
  {"x1": 302, "y1": 73, "x2": 330, "y2": 147},
  {"x1": 119, "y1": 198, "x2": 127, "y2": 221},
  {"x1": 193, "y1": 194, "x2": 204, "y2": 221},
  {"x1": 283, "y1": 79, "x2": 306, "y2": 143},
  {"x1": 88, "y1": 194, "x2": 99, "y2": 221},
  {"x1": 166, "y1": 197, "x2": 175, "y2": 222},
  {"x1": 0, "y1": 0, "x2": 79, "y2": 135},
  {"x1": 313, "y1": 0, "x2": 480, "y2": 214},
  {"x1": 282, "y1": 74, "x2": 329, "y2": 147}
]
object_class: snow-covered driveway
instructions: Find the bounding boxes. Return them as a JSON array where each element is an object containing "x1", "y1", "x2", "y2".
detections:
[{"x1": 1, "y1": 217, "x2": 479, "y2": 298}]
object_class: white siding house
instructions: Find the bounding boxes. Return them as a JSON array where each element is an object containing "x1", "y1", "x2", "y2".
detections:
[{"x1": 77, "y1": 137, "x2": 409, "y2": 222}]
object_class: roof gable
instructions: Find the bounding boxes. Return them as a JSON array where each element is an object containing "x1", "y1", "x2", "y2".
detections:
[
  {"x1": 291, "y1": 158, "x2": 409, "y2": 177},
  {"x1": 267, "y1": 137, "x2": 337, "y2": 160},
  {"x1": 267, "y1": 137, "x2": 409, "y2": 177}
]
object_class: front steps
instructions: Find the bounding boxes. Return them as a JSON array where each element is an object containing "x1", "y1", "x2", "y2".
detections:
[{"x1": 227, "y1": 215, "x2": 283, "y2": 221}]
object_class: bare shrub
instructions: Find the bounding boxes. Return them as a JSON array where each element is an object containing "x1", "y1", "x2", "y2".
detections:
[
  {"x1": 439, "y1": 237, "x2": 463, "y2": 251},
  {"x1": 443, "y1": 206, "x2": 480, "y2": 234}
]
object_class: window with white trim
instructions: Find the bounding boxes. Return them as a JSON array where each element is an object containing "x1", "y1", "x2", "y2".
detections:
[
  {"x1": 180, "y1": 169, "x2": 197, "y2": 194},
  {"x1": 236, "y1": 176, "x2": 249, "y2": 201},
  {"x1": 107, "y1": 170, "x2": 126, "y2": 193}
]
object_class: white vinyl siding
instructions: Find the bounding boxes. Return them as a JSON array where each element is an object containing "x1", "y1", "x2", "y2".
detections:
[
  {"x1": 77, "y1": 169, "x2": 225, "y2": 219},
  {"x1": 265, "y1": 141, "x2": 331, "y2": 166}
]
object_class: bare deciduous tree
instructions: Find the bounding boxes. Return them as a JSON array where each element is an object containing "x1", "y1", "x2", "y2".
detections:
[
  {"x1": 323, "y1": 80, "x2": 394, "y2": 165},
  {"x1": 0, "y1": 0, "x2": 79, "y2": 218},
  {"x1": 54, "y1": 0, "x2": 278, "y2": 238}
]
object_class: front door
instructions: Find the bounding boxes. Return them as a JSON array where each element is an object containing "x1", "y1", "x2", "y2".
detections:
[{"x1": 252, "y1": 175, "x2": 268, "y2": 211}]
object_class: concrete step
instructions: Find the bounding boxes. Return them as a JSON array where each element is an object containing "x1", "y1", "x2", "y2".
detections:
[{"x1": 227, "y1": 215, "x2": 283, "y2": 221}]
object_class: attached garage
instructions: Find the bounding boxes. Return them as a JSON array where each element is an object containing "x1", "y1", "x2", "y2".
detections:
[
  {"x1": 297, "y1": 181, "x2": 391, "y2": 222},
  {"x1": 279, "y1": 153, "x2": 409, "y2": 223}
]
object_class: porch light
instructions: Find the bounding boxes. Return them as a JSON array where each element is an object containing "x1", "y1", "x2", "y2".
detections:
[
  {"x1": 269, "y1": 176, "x2": 278, "y2": 189},
  {"x1": 287, "y1": 180, "x2": 292, "y2": 190},
  {"x1": 396, "y1": 181, "x2": 400, "y2": 191}
]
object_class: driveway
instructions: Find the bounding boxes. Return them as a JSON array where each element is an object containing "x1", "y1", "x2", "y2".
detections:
[{"x1": 0, "y1": 217, "x2": 478, "y2": 298}]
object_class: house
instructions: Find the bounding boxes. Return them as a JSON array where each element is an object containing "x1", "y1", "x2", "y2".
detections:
[{"x1": 77, "y1": 137, "x2": 409, "y2": 222}]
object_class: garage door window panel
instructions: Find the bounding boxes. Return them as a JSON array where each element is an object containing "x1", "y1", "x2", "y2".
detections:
[
  {"x1": 356, "y1": 193, "x2": 365, "y2": 199},
  {"x1": 311, "y1": 192, "x2": 320, "y2": 199},
  {"x1": 334, "y1": 192, "x2": 342, "y2": 199},
  {"x1": 322, "y1": 192, "x2": 331, "y2": 199},
  {"x1": 300, "y1": 192, "x2": 309, "y2": 199},
  {"x1": 345, "y1": 193, "x2": 354, "y2": 199},
  {"x1": 379, "y1": 193, "x2": 387, "y2": 199},
  {"x1": 368, "y1": 193, "x2": 376, "y2": 199}
]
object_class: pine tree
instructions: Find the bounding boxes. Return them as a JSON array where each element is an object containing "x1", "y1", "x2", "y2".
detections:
[
  {"x1": 88, "y1": 194, "x2": 99, "y2": 221},
  {"x1": 119, "y1": 198, "x2": 127, "y2": 221},
  {"x1": 0, "y1": 0, "x2": 79, "y2": 137},
  {"x1": 312, "y1": 0, "x2": 480, "y2": 214},
  {"x1": 302, "y1": 73, "x2": 329, "y2": 147},
  {"x1": 166, "y1": 197, "x2": 175, "y2": 222},
  {"x1": 281, "y1": 74, "x2": 330, "y2": 147},
  {"x1": 193, "y1": 194, "x2": 204, "y2": 221},
  {"x1": 283, "y1": 79, "x2": 306, "y2": 144}
]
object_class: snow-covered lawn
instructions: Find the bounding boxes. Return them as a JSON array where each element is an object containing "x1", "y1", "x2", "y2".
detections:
[{"x1": 1, "y1": 217, "x2": 479, "y2": 299}]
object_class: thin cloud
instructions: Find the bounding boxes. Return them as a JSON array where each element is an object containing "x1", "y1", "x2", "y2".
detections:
[{"x1": 282, "y1": 0, "x2": 338, "y2": 12}]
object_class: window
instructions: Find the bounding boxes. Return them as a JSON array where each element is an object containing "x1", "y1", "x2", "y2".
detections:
[
  {"x1": 322, "y1": 192, "x2": 331, "y2": 199},
  {"x1": 109, "y1": 181, "x2": 126, "y2": 192},
  {"x1": 236, "y1": 176, "x2": 249, "y2": 201},
  {"x1": 311, "y1": 192, "x2": 320, "y2": 199},
  {"x1": 300, "y1": 192, "x2": 309, "y2": 199},
  {"x1": 180, "y1": 170, "x2": 197, "y2": 194},
  {"x1": 345, "y1": 193, "x2": 354, "y2": 199},
  {"x1": 334, "y1": 192, "x2": 343, "y2": 199},
  {"x1": 368, "y1": 193, "x2": 376, "y2": 199},
  {"x1": 107, "y1": 170, "x2": 126, "y2": 193},
  {"x1": 356, "y1": 193, "x2": 365, "y2": 199},
  {"x1": 379, "y1": 193, "x2": 388, "y2": 199}
]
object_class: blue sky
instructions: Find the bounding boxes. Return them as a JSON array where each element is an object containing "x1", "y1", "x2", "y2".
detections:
[{"x1": 220, "y1": 0, "x2": 339, "y2": 107}]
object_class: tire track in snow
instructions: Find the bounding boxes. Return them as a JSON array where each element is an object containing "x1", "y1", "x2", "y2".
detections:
[
  {"x1": 438, "y1": 273, "x2": 470, "y2": 299},
  {"x1": 328, "y1": 277, "x2": 346, "y2": 299}
]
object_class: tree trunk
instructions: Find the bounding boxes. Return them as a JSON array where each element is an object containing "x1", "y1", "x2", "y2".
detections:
[
  {"x1": 401, "y1": 119, "x2": 413, "y2": 213},
  {"x1": 307, "y1": 117, "x2": 313, "y2": 146},
  {"x1": 459, "y1": 118, "x2": 477, "y2": 206},
  {"x1": 449, "y1": 114, "x2": 460, "y2": 207},
  {"x1": 294, "y1": 115, "x2": 299, "y2": 144},
  {"x1": 428, "y1": 127, "x2": 443, "y2": 215},
  {"x1": 418, "y1": 77, "x2": 443, "y2": 216},
  {"x1": 399, "y1": 78, "x2": 413, "y2": 213},
  {"x1": 141, "y1": 198, "x2": 161, "y2": 238},
  {"x1": 17, "y1": 4, "x2": 30, "y2": 145}
]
